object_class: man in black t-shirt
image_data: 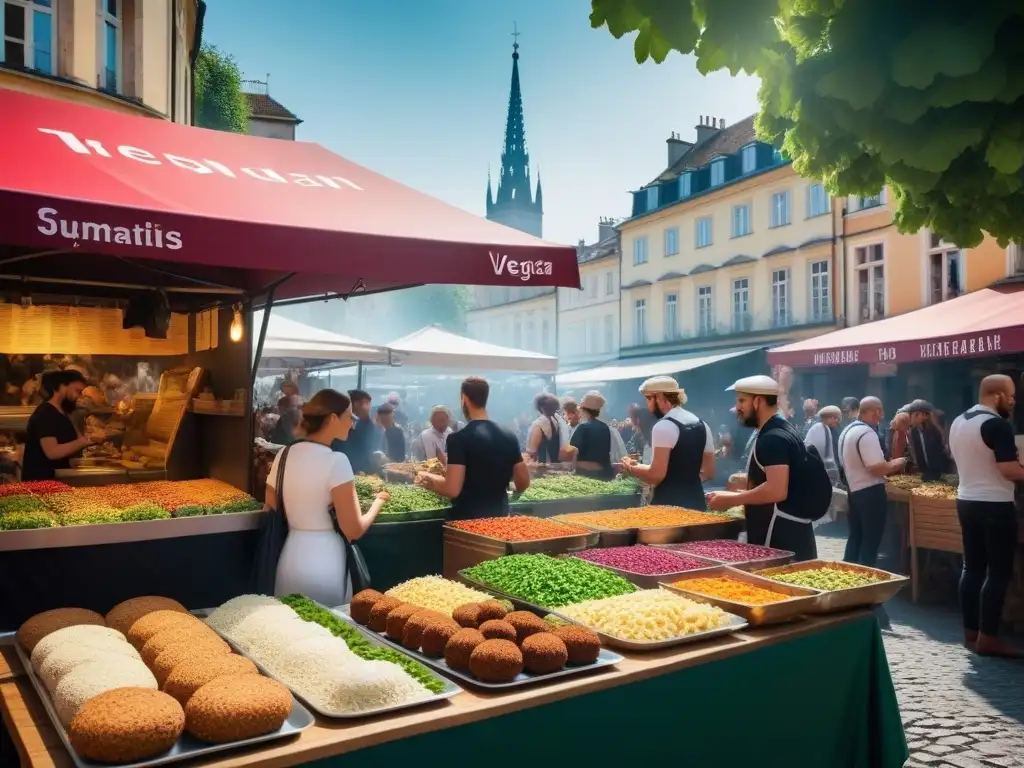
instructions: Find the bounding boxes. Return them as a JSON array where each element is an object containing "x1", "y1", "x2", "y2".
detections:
[
  {"x1": 334, "y1": 390, "x2": 380, "y2": 474},
  {"x1": 708, "y1": 374, "x2": 817, "y2": 561},
  {"x1": 22, "y1": 369, "x2": 101, "y2": 481},
  {"x1": 416, "y1": 377, "x2": 529, "y2": 520},
  {"x1": 375, "y1": 404, "x2": 406, "y2": 463}
]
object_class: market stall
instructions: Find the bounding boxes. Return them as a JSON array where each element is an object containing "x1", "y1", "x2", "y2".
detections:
[
  {"x1": 0, "y1": 555, "x2": 909, "y2": 767},
  {"x1": 0, "y1": 87, "x2": 579, "y2": 631}
]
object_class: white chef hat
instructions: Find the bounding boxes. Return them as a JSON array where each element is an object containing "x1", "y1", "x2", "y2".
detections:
[{"x1": 639, "y1": 375, "x2": 687, "y2": 404}]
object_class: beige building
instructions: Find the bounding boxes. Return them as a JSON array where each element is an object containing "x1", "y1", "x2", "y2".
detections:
[
  {"x1": 465, "y1": 287, "x2": 556, "y2": 356},
  {"x1": 558, "y1": 218, "x2": 621, "y2": 369},
  {"x1": 0, "y1": 0, "x2": 202, "y2": 123},
  {"x1": 243, "y1": 78, "x2": 301, "y2": 141},
  {"x1": 618, "y1": 116, "x2": 839, "y2": 363}
]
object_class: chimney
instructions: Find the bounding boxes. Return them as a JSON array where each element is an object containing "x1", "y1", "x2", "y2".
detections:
[
  {"x1": 694, "y1": 115, "x2": 725, "y2": 147},
  {"x1": 666, "y1": 130, "x2": 693, "y2": 167},
  {"x1": 598, "y1": 217, "x2": 617, "y2": 242}
]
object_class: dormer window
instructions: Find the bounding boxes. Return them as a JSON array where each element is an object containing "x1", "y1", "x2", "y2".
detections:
[
  {"x1": 710, "y1": 159, "x2": 725, "y2": 187},
  {"x1": 675, "y1": 174, "x2": 692, "y2": 198},
  {"x1": 678, "y1": 172, "x2": 691, "y2": 197},
  {"x1": 741, "y1": 144, "x2": 757, "y2": 174},
  {"x1": 772, "y1": 148, "x2": 785, "y2": 164},
  {"x1": 646, "y1": 185, "x2": 659, "y2": 210}
]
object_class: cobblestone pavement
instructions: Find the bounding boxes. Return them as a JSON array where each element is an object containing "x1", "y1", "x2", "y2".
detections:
[{"x1": 813, "y1": 524, "x2": 1024, "y2": 768}]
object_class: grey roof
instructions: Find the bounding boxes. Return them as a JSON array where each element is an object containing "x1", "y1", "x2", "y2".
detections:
[{"x1": 652, "y1": 115, "x2": 757, "y2": 184}]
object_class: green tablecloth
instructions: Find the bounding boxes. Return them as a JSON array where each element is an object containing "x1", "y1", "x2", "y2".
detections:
[{"x1": 306, "y1": 614, "x2": 907, "y2": 767}]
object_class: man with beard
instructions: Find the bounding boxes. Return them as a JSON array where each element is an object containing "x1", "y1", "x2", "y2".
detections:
[
  {"x1": 416, "y1": 377, "x2": 530, "y2": 520},
  {"x1": 948, "y1": 374, "x2": 1024, "y2": 658},
  {"x1": 22, "y1": 369, "x2": 105, "y2": 481},
  {"x1": 707, "y1": 375, "x2": 817, "y2": 561},
  {"x1": 622, "y1": 376, "x2": 714, "y2": 510},
  {"x1": 907, "y1": 399, "x2": 948, "y2": 481}
]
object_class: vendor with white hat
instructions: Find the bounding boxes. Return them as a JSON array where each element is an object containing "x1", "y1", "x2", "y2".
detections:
[
  {"x1": 707, "y1": 374, "x2": 818, "y2": 561},
  {"x1": 568, "y1": 390, "x2": 626, "y2": 480},
  {"x1": 622, "y1": 376, "x2": 715, "y2": 510}
]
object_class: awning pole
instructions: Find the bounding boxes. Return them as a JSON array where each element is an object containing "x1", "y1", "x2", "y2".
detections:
[
  {"x1": 251, "y1": 287, "x2": 276, "y2": 391},
  {"x1": 356, "y1": 362, "x2": 364, "y2": 390}
]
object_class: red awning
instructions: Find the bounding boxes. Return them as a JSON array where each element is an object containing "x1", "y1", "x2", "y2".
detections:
[
  {"x1": 0, "y1": 89, "x2": 579, "y2": 300},
  {"x1": 768, "y1": 287, "x2": 1024, "y2": 367}
]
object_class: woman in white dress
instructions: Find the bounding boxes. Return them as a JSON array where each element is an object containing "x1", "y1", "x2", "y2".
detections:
[{"x1": 265, "y1": 389, "x2": 389, "y2": 607}]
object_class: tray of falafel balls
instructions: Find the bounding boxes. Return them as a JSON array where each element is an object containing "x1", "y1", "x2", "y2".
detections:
[
  {"x1": 337, "y1": 576, "x2": 622, "y2": 688},
  {"x1": 10, "y1": 597, "x2": 312, "y2": 768}
]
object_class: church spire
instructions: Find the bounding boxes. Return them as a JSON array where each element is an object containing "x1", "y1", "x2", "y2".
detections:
[
  {"x1": 486, "y1": 165, "x2": 494, "y2": 212},
  {"x1": 495, "y1": 24, "x2": 533, "y2": 207}
]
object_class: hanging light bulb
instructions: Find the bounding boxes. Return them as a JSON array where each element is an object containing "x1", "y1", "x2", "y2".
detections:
[{"x1": 229, "y1": 304, "x2": 244, "y2": 343}]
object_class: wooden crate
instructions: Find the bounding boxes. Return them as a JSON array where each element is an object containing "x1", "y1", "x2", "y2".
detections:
[
  {"x1": 909, "y1": 493, "x2": 962, "y2": 602},
  {"x1": 885, "y1": 484, "x2": 912, "y2": 503}
]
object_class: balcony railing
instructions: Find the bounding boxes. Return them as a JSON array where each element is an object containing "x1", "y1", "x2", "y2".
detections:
[{"x1": 621, "y1": 310, "x2": 836, "y2": 351}]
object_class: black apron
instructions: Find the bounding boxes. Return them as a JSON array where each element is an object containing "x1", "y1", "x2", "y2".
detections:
[
  {"x1": 651, "y1": 417, "x2": 708, "y2": 510},
  {"x1": 535, "y1": 417, "x2": 561, "y2": 463},
  {"x1": 572, "y1": 419, "x2": 614, "y2": 480}
]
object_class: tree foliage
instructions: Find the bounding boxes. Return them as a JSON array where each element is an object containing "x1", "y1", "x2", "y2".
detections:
[
  {"x1": 389, "y1": 285, "x2": 472, "y2": 335},
  {"x1": 591, "y1": 0, "x2": 1024, "y2": 247},
  {"x1": 194, "y1": 44, "x2": 250, "y2": 133}
]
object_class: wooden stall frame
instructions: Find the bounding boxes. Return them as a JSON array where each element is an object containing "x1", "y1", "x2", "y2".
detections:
[{"x1": 909, "y1": 492, "x2": 962, "y2": 603}]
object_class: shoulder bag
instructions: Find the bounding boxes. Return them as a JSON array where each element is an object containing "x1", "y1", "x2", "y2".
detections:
[
  {"x1": 249, "y1": 445, "x2": 292, "y2": 594},
  {"x1": 328, "y1": 503, "x2": 373, "y2": 595}
]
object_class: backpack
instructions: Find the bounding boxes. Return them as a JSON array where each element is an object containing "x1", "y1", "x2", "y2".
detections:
[
  {"x1": 752, "y1": 418, "x2": 833, "y2": 521},
  {"x1": 836, "y1": 421, "x2": 872, "y2": 489}
]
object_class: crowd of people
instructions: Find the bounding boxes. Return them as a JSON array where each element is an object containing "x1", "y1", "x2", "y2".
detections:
[{"x1": 257, "y1": 371, "x2": 1021, "y2": 657}]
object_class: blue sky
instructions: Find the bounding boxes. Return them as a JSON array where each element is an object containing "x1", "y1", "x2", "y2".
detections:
[{"x1": 203, "y1": 0, "x2": 760, "y2": 246}]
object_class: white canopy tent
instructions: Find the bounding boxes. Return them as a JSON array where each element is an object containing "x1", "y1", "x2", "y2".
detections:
[
  {"x1": 386, "y1": 325, "x2": 558, "y2": 374},
  {"x1": 556, "y1": 346, "x2": 762, "y2": 389},
  {"x1": 254, "y1": 313, "x2": 400, "y2": 369}
]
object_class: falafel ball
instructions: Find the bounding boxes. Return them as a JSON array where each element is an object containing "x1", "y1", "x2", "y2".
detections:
[
  {"x1": 106, "y1": 597, "x2": 187, "y2": 636},
  {"x1": 468, "y1": 639, "x2": 523, "y2": 683},
  {"x1": 504, "y1": 611, "x2": 548, "y2": 644},
  {"x1": 520, "y1": 632, "x2": 569, "y2": 674},
  {"x1": 69, "y1": 688, "x2": 184, "y2": 763},
  {"x1": 163, "y1": 654, "x2": 259, "y2": 706},
  {"x1": 152, "y1": 638, "x2": 232, "y2": 687},
  {"x1": 551, "y1": 625, "x2": 601, "y2": 665},
  {"x1": 400, "y1": 610, "x2": 446, "y2": 651},
  {"x1": 451, "y1": 603, "x2": 483, "y2": 629},
  {"x1": 185, "y1": 674, "x2": 292, "y2": 743},
  {"x1": 476, "y1": 600, "x2": 508, "y2": 623},
  {"x1": 16, "y1": 608, "x2": 106, "y2": 654},
  {"x1": 444, "y1": 628, "x2": 486, "y2": 670},
  {"x1": 420, "y1": 618, "x2": 461, "y2": 658},
  {"x1": 367, "y1": 596, "x2": 402, "y2": 633},
  {"x1": 350, "y1": 590, "x2": 385, "y2": 625},
  {"x1": 385, "y1": 603, "x2": 423, "y2": 641},
  {"x1": 478, "y1": 619, "x2": 517, "y2": 643},
  {"x1": 127, "y1": 610, "x2": 203, "y2": 651}
]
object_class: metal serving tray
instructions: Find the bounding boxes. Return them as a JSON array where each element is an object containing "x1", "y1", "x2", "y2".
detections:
[
  {"x1": 655, "y1": 541, "x2": 795, "y2": 571},
  {"x1": 545, "y1": 603, "x2": 749, "y2": 652},
  {"x1": 552, "y1": 511, "x2": 742, "y2": 548},
  {"x1": 751, "y1": 560, "x2": 910, "y2": 613},
  {"x1": 10, "y1": 640, "x2": 311, "y2": 768},
  {"x1": 568, "y1": 552, "x2": 720, "y2": 589},
  {"x1": 443, "y1": 524, "x2": 599, "y2": 554},
  {"x1": 196, "y1": 607, "x2": 462, "y2": 719},
  {"x1": 333, "y1": 606, "x2": 621, "y2": 690},
  {"x1": 658, "y1": 565, "x2": 822, "y2": 627}
]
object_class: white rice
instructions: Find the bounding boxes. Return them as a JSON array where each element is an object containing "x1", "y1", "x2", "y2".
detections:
[
  {"x1": 261, "y1": 632, "x2": 430, "y2": 714},
  {"x1": 30, "y1": 625, "x2": 126, "y2": 672},
  {"x1": 225, "y1": 605, "x2": 299, "y2": 649},
  {"x1": 313, "y1": 660, "x2": 432, "y2": 714},
  {"x1": 240, "y1": 615, "x2": 332, "y2": 667},
  {"x1": 204, "y1": 595, "x2": 280, "y2": 636},
  {"x1": 40, "y1": 646, "x2": 138, "y2": 694},
  {"x1": 53, "y1": 657, "x2": 157, "y2": 726}
]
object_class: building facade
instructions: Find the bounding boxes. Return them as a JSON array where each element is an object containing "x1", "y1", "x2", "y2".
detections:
[
  {"x1": 618, "y1": 116, "x2": 839, "y2": 365},
  {"x1": 243, "y1": 77, "x2": 301, "y2": 140},
  {"x1": 0, "y1": 0, "x2": 202, "y2": 123},
  {"x1": 839, "y1": 188, "x2": 1012, "y2": 326},
  {"x1": 465, "y1": 36, "x2": 553, "y2": 355},
  {"x1": 558, "y1": 219, "x2": 620, "y2": 369}
]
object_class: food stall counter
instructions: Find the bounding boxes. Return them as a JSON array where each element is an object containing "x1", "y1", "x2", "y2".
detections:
[{"x1": 0, "y1": 611, "x2": 907, "y2": 768}]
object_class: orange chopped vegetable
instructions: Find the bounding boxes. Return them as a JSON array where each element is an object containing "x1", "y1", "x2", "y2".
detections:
[
  {"x1": 557, "y1": 507, "x2": 723, "y2": 529},
  {"x1": 448, "y1": 516, "x2": 588, "y2": 542},
  {"x1": 672, "y1": 576, "x2": 790, "y2": 605}
]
